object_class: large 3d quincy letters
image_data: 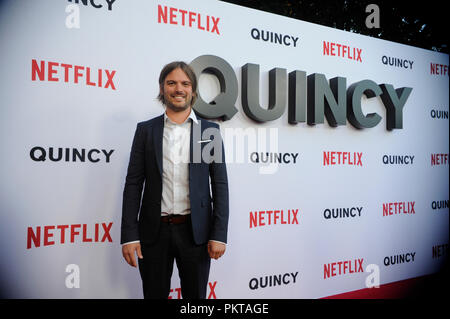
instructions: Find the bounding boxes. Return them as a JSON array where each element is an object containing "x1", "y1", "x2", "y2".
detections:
[{"x1": 190, "y1": 54, "x2": 413, "y2": 129}]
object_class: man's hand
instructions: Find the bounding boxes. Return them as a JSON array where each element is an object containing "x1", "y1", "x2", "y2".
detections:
[
  {"x1": 208, "y1": 241, "x2": 226, "y2": 260},
  {"x1": 122, "y1": 242, "x2": 143, "y2": 267}
]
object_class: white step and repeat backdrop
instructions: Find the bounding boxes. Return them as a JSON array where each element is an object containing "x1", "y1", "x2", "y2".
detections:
[{"x1": 0, "y1": 0, "x2": 448, "y2": 298}]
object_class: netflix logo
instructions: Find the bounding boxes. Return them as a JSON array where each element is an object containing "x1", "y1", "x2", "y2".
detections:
[
  {"x1": 169, "y1": 281, "x2": 218, "y2": 299},
  {"x1": 432, "y1": 244, "x2": 448, "y2": 259},
  {"x1": 431, "y1": 153, "x2": 448, "y2": 166},
  {"x1": 31, "y1": 59, "x2": 116, "y2": 90},
  {"x1": 382, "y1": 201, "x2": 415, "y2": 216},
  {"x1": 324, "y1": 258, "x2": 364, "y2": 279},
  {"x1": 27, "y1": 222, "x2": 113, "y2": 249},
  {"x1": 430, "y1": 63, "x2": 449, "y2": 76},
  {"x1": 323, "y1": 41, "x2": 362, "y2": 62},
  {"x1": 249, "y1": 209, "x2": 299, "y2": 228},
  {"x1": 157, "y1": 4, "x2": 220, "y2": 35},
  {"x1": 323, "y1": 151, "x2": 363, "y2": 166}
]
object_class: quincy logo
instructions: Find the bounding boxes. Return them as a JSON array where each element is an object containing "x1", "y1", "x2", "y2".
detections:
[{"x1": 189, "y1": 55, "x2": 413, "y2": 130}]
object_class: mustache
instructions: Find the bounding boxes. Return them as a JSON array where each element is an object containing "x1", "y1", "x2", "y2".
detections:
[{"x1": 165, "y1": 102, "x2": 190, "y2": 112}]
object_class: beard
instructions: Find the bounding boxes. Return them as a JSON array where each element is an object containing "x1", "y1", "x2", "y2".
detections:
[
  {"x1": 163, "y1": 92, "x2": 193, "y2": 112},
  {"x1": 164, "y1": 99, "x2": 191, "y2": 112}
]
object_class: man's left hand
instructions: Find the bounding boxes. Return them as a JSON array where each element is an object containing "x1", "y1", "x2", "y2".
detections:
[{"x1": 208, "y1": 241, "x2": 226, "y2": 260}]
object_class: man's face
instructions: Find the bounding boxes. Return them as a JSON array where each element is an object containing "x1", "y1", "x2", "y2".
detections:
[{"x1": 161, "y1": 68, "x2": 195, "y2": 112}]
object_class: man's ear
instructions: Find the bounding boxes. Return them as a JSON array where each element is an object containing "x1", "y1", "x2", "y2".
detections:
[
  {"x1": 191, "y1": 91, "x2": 197, "y2": 106},
  {"x1": 159, "y1": 85, "x2": 165, "y2": 103}
]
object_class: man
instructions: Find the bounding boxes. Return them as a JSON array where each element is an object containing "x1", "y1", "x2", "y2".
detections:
[{"x1": 121, "y1": 61, "x2": 229, "y2": 299}]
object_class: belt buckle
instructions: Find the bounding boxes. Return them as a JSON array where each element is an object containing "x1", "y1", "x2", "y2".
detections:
[{"x1": 168, "y1": 215, "x2": 173, "y2": 224}]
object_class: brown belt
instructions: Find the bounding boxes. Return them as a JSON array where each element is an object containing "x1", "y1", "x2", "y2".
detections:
[{"x1": 160, "y1": 214, "x2": 190, "y2": 224}]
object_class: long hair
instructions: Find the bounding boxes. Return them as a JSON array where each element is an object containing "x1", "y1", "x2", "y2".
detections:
[{"x1": 157, "y1": 61, "x2": 198, "y2": 106}]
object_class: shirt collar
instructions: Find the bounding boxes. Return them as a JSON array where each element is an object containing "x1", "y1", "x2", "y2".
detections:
[{"x1": 164, "y1": 107, "x2": 198, "y2": 125}]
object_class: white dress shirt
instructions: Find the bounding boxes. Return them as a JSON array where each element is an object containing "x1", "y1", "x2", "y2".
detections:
[{"x1": 161, "y1": 109, "x2": 197, "y2": 216}]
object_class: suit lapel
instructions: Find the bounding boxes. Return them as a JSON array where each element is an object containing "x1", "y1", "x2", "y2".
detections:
[
  {"x1": 153, "y1": 114, "x2": 164, "y2": 176},
  {"x1": 189, "y1": 117, "x2": 201, "y2": 197},
  {"x1": 190, "y1": 118, "x2": 195, "y2": 164},
  {"x1": 190, "y1": 117, "x2": 203, "y2": 164},
  {"x1": 155, "y1": 113, "x2": 201, "y2": 178}
]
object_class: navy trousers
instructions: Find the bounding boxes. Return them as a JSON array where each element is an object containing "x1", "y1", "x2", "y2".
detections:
[{"x1": 138, "y1": 217, "x2": 211, "y2": 299}]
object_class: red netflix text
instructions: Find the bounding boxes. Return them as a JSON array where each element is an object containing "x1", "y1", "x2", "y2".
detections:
[
  {"x1": 27, "y1": 222, "x2": 113, "y2": 249},
  {"x1": 31, "y1": 59, "x2": 116, "y2": 90},
  {"x1": 323, "y1": 151, "x2": 363, "y2": 166},
  {"x1": 431, "y1": 153, "x2": 448, "y2": 166},
  {"x1": 432, "y1": 244, "x2": 448, "y2": 259},
  {"x1": 324, "y1": 258, "x2": 364, "y2": 279},
  {"x1": 323, "y1": 41, "x2": 362, "y2": 62},
  {"x1": 169, "y1": 281, "x2": 218, "y2": 299},
  {"x1": 382, "y1": 201, "x2": 415, "y2": 216},
  {"x1": 157, "y1": 4, "x2": 220, "y2": 35},
  {"x1": 430, "y1": 63, "x2": 449, "y2": 76},
  {"x1": 250, "y1": 209, "x2": 299, "y2": 228}
]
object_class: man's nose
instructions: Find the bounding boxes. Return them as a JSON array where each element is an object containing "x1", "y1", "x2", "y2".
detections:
[{"x1": 175, "y1": 83, "x2": 184, "y2": 92}]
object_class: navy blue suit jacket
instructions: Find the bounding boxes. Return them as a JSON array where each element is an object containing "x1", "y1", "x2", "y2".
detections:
[{"x1": 120, "y1": 113, "x2": 229, "y2": 246}]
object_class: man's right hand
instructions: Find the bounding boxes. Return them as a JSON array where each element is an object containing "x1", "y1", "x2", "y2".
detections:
[{"x1": 122, "y1": 242, "x2": 143, "y2": 268}]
